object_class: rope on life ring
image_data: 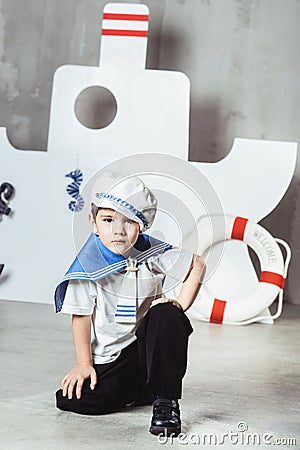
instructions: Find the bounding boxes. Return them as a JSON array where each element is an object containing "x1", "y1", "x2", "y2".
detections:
[{"x1": 192, "y1": 215, "x2": 291, "y2": 325}]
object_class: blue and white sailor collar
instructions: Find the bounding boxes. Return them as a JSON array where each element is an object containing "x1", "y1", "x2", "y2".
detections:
[{"x1": 54, "y1": 233, "x2": 172, "y2": 313}]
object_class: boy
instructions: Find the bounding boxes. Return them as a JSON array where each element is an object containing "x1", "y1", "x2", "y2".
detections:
[{"x1": 55, "y1": 172, "x2": 205, "y2": 437}]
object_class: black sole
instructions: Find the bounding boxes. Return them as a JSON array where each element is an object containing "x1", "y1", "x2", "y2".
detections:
[{"x1": 149, "y1": 425, "x2": 181, "y2": 437}]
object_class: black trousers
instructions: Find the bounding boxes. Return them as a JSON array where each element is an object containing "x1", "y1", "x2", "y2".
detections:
[{"x1": 56, "y1": 302, "x2": 193, "y2": 415}]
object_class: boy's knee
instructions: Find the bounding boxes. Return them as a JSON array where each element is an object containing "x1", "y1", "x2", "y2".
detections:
[
  {"x1": 55, "y1": 389, "x2": 90, "y2": 414},
  {"x1": 56, "y1": 389, "x2": 69, "y2": 411},
  {"x1": 149, "y1": 302, "x2": 193, "y2": 335},
  {"x1": 149, "y1": 302, "x2": 184, "y2": 326},
  {"x1": 150, "y1": 301, "x2": 183, "y2": 319},
  {"x1": 56, "y1": 389, "x2": 81, "y2": 413},
  {"x1": 55, "y1": 388, "x2": 123, "y2": 415}
]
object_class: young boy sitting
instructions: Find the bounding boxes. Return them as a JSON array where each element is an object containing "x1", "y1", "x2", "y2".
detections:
[{"x1": 54, "y1": 172, "x2": 205, "y2": 437}]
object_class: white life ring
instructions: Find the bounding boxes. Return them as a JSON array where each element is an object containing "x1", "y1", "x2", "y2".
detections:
[{"x1": 191, "y1": 215, "x2": 290, "y2": 325}]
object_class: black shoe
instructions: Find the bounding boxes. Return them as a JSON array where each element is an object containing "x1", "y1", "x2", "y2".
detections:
[{"x1": 149, "y1": 398, "x2": 181, "y2": 437}]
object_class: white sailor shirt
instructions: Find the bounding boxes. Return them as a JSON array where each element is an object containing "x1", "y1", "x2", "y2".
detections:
[{"x1": 61, "y1": 248, "x2": 194, "y2": 364}]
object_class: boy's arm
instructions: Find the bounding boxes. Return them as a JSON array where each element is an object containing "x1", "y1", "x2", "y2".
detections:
[
  {"x1": 151, "y1": 254, "x2": 205, "y2": 312},
  {"x1": 176, "y1": 254, "x2": 205, "y2": 311},
  {"x1": 61, "y1": 314, "x2": 97, "y2": 400}
]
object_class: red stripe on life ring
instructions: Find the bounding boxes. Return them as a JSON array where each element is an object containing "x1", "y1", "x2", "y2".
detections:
[
  {"x1": 260, "y1": 271, "x2": 285, "y2": 289},
  {"x1": 210, "y1": 299, "x2": 226, "y2": 324},
  {"x1": 102, "y1": 29, "x2": 148, "y2": 37},
  {"x1": 103, "y1": 13, "x2": 149, "y2": 21},
  {"x1": 231, "y1": 216, "x2": 248, "y2": 241}
]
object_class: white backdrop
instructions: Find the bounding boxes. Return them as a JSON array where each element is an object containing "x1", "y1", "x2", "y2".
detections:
[{"x1": 0, "y1": 3, "x2": 297, "y2": 323}]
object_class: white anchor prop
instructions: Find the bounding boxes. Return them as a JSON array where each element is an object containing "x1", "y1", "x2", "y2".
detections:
[{"x1": 0, "y1": 3, "x2": 297, "y2": 325}]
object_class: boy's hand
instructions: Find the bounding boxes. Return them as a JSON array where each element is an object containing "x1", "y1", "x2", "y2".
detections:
[{"x1": 61, "y1": 364, "x2": 97, "y2": 400}]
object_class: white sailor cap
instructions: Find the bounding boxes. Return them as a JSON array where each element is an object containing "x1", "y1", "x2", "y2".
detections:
[{"x1": 91, "y1": 172, "x2": 157, "y2": 232}]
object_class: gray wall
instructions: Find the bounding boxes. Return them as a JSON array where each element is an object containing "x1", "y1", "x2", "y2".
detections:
[{"x1": 1, "y1": 0, "x2": 300, "y2": 303}]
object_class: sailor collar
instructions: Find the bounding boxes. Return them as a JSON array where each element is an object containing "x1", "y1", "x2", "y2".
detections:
[{"x1": 54, "y1": 233, "x2": 172, "y2": 313}]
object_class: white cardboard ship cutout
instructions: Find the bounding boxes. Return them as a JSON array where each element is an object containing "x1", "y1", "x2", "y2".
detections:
[{"x1": 0, "y1": 3, "x2": 297, "y2": 324}]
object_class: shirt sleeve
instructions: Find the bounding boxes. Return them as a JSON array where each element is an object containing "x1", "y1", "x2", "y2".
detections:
[
  {"x1": 60, "y1": 279, "x2": 97, "y2": 315},
  {"x1": 150, "y1": 248, "x2": 194, "y2": 282}
]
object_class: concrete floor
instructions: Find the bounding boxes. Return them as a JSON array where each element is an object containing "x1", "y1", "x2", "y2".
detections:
[{"x1": 0, "y1": 300, "x2": 299, "y2": 450}]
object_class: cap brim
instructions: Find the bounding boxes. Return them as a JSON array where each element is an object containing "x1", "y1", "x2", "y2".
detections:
[{"x1": 93, "y1": 197, "x2": 144, "y2": 229}]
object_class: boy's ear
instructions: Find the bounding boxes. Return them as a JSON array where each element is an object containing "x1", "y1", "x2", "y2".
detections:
[{"x1": 88, "y1": 213, "x2": 98, "y2": 234}]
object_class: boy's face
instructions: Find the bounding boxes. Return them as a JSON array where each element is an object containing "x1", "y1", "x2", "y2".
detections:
[{"x1": 89, "y1": 208, "x2": 140, "y2": 256}]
